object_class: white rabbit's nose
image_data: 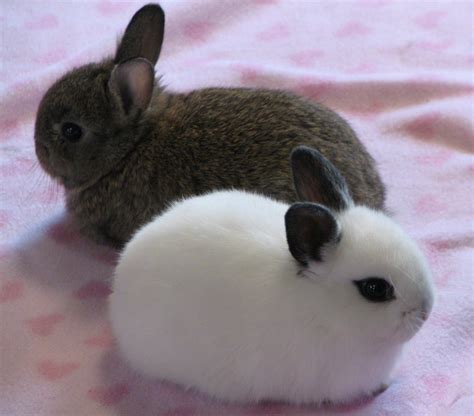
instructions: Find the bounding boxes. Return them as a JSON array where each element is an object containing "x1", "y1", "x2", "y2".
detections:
[{"x1": 420, "y1": 297, "x2": 433, "y2": 321}]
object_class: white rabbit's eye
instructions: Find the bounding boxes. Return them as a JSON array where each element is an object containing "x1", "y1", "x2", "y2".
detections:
[
  {"x1": 61, "y1": 122, "x2": 83, "y2": 142},
  {"x1": 354, "y1": 278, "x2": 395, "y2": 303}
]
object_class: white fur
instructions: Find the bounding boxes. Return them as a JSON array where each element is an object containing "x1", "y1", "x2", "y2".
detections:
[{"x1": 109, "y1": 190, "x2": 434, "y2": 404}]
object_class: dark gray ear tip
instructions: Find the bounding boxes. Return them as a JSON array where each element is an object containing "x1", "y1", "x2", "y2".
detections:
[
  {"x1": 291, "y1": 145, "x2": 326, "y2": 168},
  {"x1": 116, "y1": 4, "x2": 165, "y2": 65},
  {"x1": 135, "y1": 3, "x2": 165, "y2": 21},
  {"x1": 290, "y1": 144, "x2": 352, "y2": 211},
  {"x1": 126, "y1": 4, "x2": 165, "y2": 38}
]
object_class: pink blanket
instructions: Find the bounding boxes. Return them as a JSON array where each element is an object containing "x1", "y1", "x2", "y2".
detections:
[{"x1": 1, "y1": 1, "x2": 473, "y2": 415}]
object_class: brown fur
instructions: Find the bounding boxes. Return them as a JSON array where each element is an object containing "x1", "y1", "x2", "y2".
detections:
[{"x1": 34, "y1": 4, "x2": 385, "y2": 248}]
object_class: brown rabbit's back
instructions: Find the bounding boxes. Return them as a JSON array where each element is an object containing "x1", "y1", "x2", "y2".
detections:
[
  {"x1": 148, "y1": 88, "x2": 384, "y2": 207},
  {"x1": 65, "y1": 87, "x2": 384, "y2": 247}
]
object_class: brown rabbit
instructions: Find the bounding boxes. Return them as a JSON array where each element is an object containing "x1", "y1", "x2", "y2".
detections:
[{"x1": 34, "y1": 4, "x2": 385, "y2": 248}]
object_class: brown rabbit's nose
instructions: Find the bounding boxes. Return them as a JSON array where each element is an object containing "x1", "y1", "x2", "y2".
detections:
[{"x1": 37, "y1": 141, "x2": 50, "y2": 158}]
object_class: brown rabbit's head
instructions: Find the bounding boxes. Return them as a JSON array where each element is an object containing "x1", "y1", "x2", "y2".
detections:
[{"x1": 34, "y1": 4, "x2": 165, "y2": 189}]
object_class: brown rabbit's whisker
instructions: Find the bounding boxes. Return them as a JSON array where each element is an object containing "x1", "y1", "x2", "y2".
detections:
[{"x1": 21, "y1": 166, "x2": 45, "y2": 204}]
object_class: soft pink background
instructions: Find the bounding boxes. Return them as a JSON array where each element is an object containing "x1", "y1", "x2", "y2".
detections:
[{"x1": 1, "y1": 1, "x2": 473, "y2": 415}]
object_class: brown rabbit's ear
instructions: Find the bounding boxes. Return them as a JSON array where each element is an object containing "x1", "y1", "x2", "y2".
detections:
[
  {"x1": 115, "y1": 4, "x2": 165, "y2": 65},
  {"x1": 109, "y1": 58, "x2": 155, "y2": 115},
  {"x1": 291, "y1": 146, "x2": 353, "y2": 211}
]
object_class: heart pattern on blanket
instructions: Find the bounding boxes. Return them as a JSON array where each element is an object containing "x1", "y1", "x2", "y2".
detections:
[
  {"x1": 0, "y1": 280, "x2": 24, "y2": 303},
  {"x1": 84, "y1": 327, "x2": 115, "y2": 349},
  {"x1": 96, "y1": 1, "x2": 131, "y2": 16},
  {"x1": 256, "y1": 23, "x2": 290, "y2": 42},
  {"x1": 335, "y1": 21, "x2": 372, "y2": 38},
  {"x1": 25, "y1": 313, "x2": 64, "y2": 336},
  {"x1": 183, "y1": 22, "x2": 213, "y2": 43},
  {"x1": 0, "y1": 118, "x2": 20, "y2": 136},
  {"x1": 47, "y1": 221, "x2": 80, "y2": 245},
  {"x1": 24, "y1": 14, "x2": 59, "y2": 31},
  {"x1": 74, "y1": 280, "x2": 112, "y2": 300},
  {"x1": 37, "y1": 360, "x2": 80, "y2": 380},
  {"x1": 87, "y1": 383, "x2": 130, "y2": 406},
  {"x1": 289, "y1": 50, "x2": 325, "y2": 67},
  {"x1": 414, "y1": 11, "x2": 447, "y2": 30}
]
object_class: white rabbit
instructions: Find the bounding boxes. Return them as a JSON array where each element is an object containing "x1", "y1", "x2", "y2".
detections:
[{"x1": 109, "y1": 146, "x2": 435, "y2": 405}]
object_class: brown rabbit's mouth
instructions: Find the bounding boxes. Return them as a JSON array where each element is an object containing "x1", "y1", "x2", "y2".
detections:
[
  {"x1": 35, "y1": 140, "x2": 70, "y2": 186},
  {"x1": 35, "y1": 142, "x2": 54, "y2": 175},
  {"x1": 37, "y1": 141, "x2": 50, "y2": 159}
]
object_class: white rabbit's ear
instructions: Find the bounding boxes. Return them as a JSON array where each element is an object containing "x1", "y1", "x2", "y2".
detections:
[
  {"x1": 291, "y1": 146, "x2": 353, "y2": 211},
  {"x1": 115, "y1": 4, "x2": 165, "y2": 65},
  {"x1": 285, "y1": 203, "x2": 340, "y2": 266},
  {"x1": 109, "y1": 58, "x2": 155, "y2": 115}
]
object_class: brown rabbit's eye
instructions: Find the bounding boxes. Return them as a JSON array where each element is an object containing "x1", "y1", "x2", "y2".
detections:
[
  {"x1": 354, "y1": 278, "x2": 395, "y2": 303},
  {"x1": 61, "y1": 122, "x2": 83, "y2": 142}
]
